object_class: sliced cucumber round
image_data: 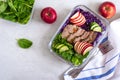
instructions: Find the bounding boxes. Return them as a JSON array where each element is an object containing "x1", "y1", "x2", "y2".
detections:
[
  {"x1": 56, "y1": 44, "x2": 65, "y2": 49},
  {"x1": 90, "y1": 22, "x2": 99, "y2": 29},
  {"x1": 59, "y1": 46, "x2": 69, "y2": 53},
  {"x1": 93, "y1": 26, "x2": 102, "y2": 32}
]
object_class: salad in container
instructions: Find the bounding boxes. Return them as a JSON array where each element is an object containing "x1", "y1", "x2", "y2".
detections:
[
  {"x1": 0, "y1": 0, "x2": 35, "y2": 25},
  {"x1": 49, "y1": 5, "x2": 109, "y2": 67}
]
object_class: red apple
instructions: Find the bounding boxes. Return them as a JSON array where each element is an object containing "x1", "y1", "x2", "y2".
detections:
[
  {"x1": 99, "y1": 1, "x2": 116, "y2": 19},
  {"x1": 41, "y1": 7, "x2": 57, "y2": 24}
]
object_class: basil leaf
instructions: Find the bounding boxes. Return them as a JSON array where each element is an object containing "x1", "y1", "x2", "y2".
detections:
[{"x1": 17, "y1": 38, "x2": 33, "y2": 49}]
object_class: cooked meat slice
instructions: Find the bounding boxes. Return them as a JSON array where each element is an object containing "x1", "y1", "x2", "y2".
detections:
[
  {"x1": 88, "y1": 31, "x2": 94, "y2": 39},
  {"x1": 73, "y1": 37, "x2": 82, "y2": 43},
  {"x1": 74, "y1": 27, "x2": 85, "y2": 37},
  {"x1": 67, "y1": 27, "x2": 86, "y2": 43},
  {"x1": 88, "y1": 31, "x2": 98, "y2": 43},
  {"x1": 61, "y1": 28, "x2": 70, "y2": 39},
  {"x1": 66, "y1": 24, "x2": 78, "y2": 34},
  {"x1": 73, "y1": 30, "x2": 91, "y2": 44},
  {"x1": 81, "y1": 31, "x2": 91, "y2": 42},
  {"x1": 61, "y1": 24, "x2": 78, "y2": 39},
  {"x1": 82, "y1": 36, "x2": 90, "y2": 43},
  {"x1": 67, "y1": 34, "x2": 75, "y2": 43},
  {"x1": 81, "y1": 31, "x2": 90, "y2": 40}
]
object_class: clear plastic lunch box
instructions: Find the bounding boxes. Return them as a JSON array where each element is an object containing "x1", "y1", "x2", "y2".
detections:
[
  {"x1": 0, "y1": 0, "x2": 35, "y2": 25},
  {"x1": 48, "y1": 5, "x2": 109, "y2": 68}
]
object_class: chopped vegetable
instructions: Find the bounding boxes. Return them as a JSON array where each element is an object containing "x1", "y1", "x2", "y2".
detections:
[
  {"x1": 17, "y1": 38, "x2": 33, "y2": 49},
  {"x1": 0, "y1": 0, "x2": 34, "y2": 24},
  {"x1": 90, "y1": 22, "x2": 102, "y2": 32},
  {"x1": 0, "y1": 1, "x2": 8, "y2": 14}
]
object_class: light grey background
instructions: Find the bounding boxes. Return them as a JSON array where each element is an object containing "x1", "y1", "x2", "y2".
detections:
[{"x1": 0, "y1": 0, "x2": 120, "y2": 80}]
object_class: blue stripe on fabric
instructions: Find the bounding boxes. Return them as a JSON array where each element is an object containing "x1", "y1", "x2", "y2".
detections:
[
  {"x1": 105, "y1": 54, "x2": 119, "y2": 64},
  {"x1": 101, "y1": 36, "x2": 108, "y2": 43},
  {"x1": 81, "y1": 53, "x2": 120, "y2": 72},
  {"x1": 81, "y1": 66, "x2": 104, "y2": 72},
  {"x1": 75, "y1": 66, "x2": 115, "y2": 80}
]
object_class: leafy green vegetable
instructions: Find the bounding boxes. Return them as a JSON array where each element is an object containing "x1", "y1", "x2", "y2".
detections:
[
  {"x1": 0, "y1": 1, "x2": 8, "y2": 13},
  {"x1": 0, "y1": 0, "x2": 34, "y2": 24},
  {"x1": 51, "y1": 33, "x2": 90, "y2": 66},
  {"x1": 17, "y1": 38, "x2": 33, "y2": 49},
  {"x1": 71, "y1": 56, "x2": 81, "y2": 66},
  {"x1": 8, "y1": 0, "x2": 17, "y2": 12}
]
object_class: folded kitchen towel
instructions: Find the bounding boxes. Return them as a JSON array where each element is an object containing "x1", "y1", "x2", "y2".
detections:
[{"x1": 64, "y1": 18, "x2": 120, "y2": 80}]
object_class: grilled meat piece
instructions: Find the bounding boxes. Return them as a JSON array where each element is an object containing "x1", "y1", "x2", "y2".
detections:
[
  {"x1": 74, "y1": 27, "x2": 85, "y2": 37},
  {"x1": 61, "y1": 24, "x2": 98, "y2": 44},
  {"x1": 61, "y1": 24, "x2": 78, "y2": 39},
  {"x1": 61, "y1": 29, "x2": 70, "y2": 39},
  {"x1": 66, "y1": 24, "x2": 78, "y2": 34},
  {"x1": 88, "y1": 31, "x2": 98, "y2": 43}
]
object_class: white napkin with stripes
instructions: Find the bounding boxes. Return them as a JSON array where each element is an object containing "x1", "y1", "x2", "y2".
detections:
[{"x1": 64, "y1": 18, "x2": 120, "y2": 80}]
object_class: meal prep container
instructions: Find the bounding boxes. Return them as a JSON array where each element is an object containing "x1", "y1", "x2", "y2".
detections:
[
  {"x1": 49, "y1": 5, "x2": 109, "y2": 67},
  {"x1": 0, "y1": 0, "x2": 35, "y2": 25}
]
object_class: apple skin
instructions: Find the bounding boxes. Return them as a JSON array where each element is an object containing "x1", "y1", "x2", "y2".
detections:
[
  {"x1": 74, "y1": 42, "x2": 93, "y2": 55},
  {"x1": 41, "y1": 7, "x2": 57, "y2": 24},
  {"x1": 99, "y1": 1, "x2": 116, "y2": 19},
  {"x1": 70, "y1": 11, "x2": 86, "y2": 26}
]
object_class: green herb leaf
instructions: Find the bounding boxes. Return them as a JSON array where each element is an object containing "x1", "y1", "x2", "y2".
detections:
[
  {"x1": 17, "y1": 38, "x2": 33, "y2": 49},
  {"x1": 0, "y1": 0, "x2": 34, "y2": 24},
  {"x1": 8, "y1": 0, "x2": 17, "y2": 12},
  {"x1": 0, "y1": 1, "x2": 8, "y2": 14}
]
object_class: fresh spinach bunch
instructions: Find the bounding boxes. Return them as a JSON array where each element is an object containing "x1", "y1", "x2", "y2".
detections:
[{"x1": 0, "y1": 0, "x2": 34, "y2": 24}]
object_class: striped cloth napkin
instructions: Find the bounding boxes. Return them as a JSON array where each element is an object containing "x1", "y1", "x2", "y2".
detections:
[{"x1": 64, "y1": 18, "x2": 120, "y2": 80}]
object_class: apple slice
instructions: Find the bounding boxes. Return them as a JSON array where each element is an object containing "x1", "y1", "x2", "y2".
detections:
[
  {"x1": 74, "y1": 42, "x2": 93, "y2": 55},
  {"x1": 74, "y1": 41, "x2": 80, "y2": 52},
  {"x1": 79, "y1": 42, "x2": 88, "y2": 53},
  {"x1": 75, "y1": 17, "x2": 86, "y2": 26},
  {"x1": 81, "y1": 43, "x2": 92, "y2": 55},
  {"x1": 72, "y1": 15, "x2": 84, "y2": 23},
  {"x1": 70, "y1": 13, "x2": 82, "y2": 23},
  {"x1": 83, "y1": 46, "x2": 93, "y2": 55},
  {"x1": 70, "y1": 12, "x2": 86, "y2": 26},
  {"x1": 70, "y1": 11, "x2": 80, "y2": 20},
  {"x1": 77, "y1": 42, "x2": 85, "y2": 54}
]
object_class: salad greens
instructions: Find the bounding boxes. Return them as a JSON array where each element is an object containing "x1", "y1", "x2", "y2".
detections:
[
  {"x1": 52, "y1": 33, "x2": 89, "y2": 66},
  {"x1": 0, "y1": 0, "x2": 34, "y2": 24},
  {"x1": 17, "y1": 38, "x2": 33, "y2": 49}
]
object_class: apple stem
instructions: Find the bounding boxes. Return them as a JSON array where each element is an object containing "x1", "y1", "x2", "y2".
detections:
[{"x1": 105, "y1": 7, "x2": 110, "y2": 11}]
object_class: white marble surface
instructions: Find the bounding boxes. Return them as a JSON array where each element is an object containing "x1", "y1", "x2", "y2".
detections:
[{"x1": 0, "y1": 0, "x2": 120, "y2": 80}]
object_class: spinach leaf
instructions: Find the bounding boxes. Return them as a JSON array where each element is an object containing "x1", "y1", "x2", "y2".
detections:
[
  {"x1": 8, "y1": 0, "x2": 17, "y2": 12},
  {"x1": 17, "y1": 38, "x2": 33, "y2": 49},
  {"x1": 0, "y1": 0, "x2": 34, "y2": 24},
  {"x1": 0, "y1": 1, "x2": 7, "y2": 14}
]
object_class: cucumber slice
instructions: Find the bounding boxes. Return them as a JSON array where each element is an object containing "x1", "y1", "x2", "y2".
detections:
[
  {"x1": 90, "y1": 22, "x2": 99, "y2": 30},
  {"x1": 56, "y1": 44, "x2": 64, "y2": 49},
  {"x1": 55, "y1": 43, "x2": 61, "y2": 48},
  {"x1": 93, "y1": 26, "x2": 102, "y2": 32},
  {"x1": 59, "y1": 46, "x2": 69, "y2": 53}
]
